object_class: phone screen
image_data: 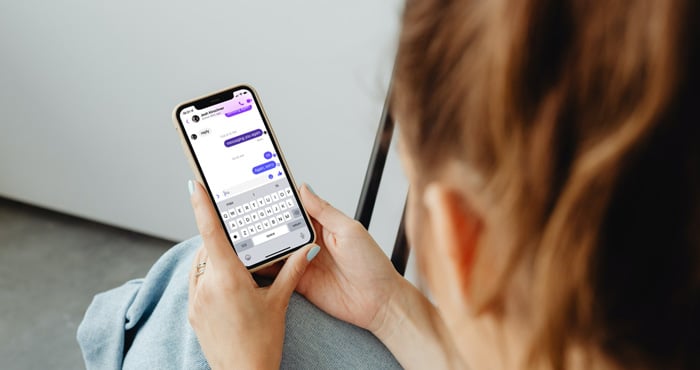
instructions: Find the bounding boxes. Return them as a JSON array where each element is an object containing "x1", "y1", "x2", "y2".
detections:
[{"x1": 175, "y1": 86, "x2": 314, "y2": 269}]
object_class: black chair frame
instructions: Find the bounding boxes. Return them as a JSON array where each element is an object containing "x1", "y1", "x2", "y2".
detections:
[{"x1": 353, "y1": 86, "x2": 410, "y2": 275}]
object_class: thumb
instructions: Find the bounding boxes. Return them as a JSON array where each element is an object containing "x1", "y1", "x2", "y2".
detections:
[{"x1": 270, "y1": 244, "x2": 321, "y2": 298}]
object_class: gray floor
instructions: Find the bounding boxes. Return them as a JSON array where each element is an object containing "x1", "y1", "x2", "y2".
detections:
[{"x1": 0, "y1": 198, "x2": 175, "y2": 370}]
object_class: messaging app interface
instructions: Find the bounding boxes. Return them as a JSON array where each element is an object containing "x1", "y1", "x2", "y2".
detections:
[{"x1": 180, "y1": 88, "x2": 311, "y2": 267}]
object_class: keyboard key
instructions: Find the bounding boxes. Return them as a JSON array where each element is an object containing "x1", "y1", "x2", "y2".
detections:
[
  {"x1": 262, "y1": 219, "x2": 270, "y2": 229},
  {"x1": 272, "y1": 193, "x2": 279, "y2": 201},
  {"x1": 258, "y1": 210, "x2": 266, "y2": 219},
  {"x1": 286, "y1": 199, "x2": 294, "y2": 208},
  {"x1": 248, "y1": 225, "x2": 256, "y2": 234},
  {"x1": 283, "y1": 211, "x2": 291, "y2": 220},
  {"x1": 236, "y1": 218, "x2": 245, "y2": 227},
  {"x1": 231, "y1": 231, "x2": 240, "y2": 240},
  {"x1": 251, "y1": 212, "x2": 259, "y2": 222},
  {"x1": 291, "y1": 208, "x2": 301, "y2": 218},
  {"x1": 285, "y1": 187, "x2": 292, "y2": 196},
  {"x1": 279, "y1": 202, "x2": 287, "y2": 210},
  {"x1": 272, "y1": 204, "x2": 280, "y2": 213},
  {"x1": 265, "y1": 207, "x2": 273, "y2": 216},
  {"x1": 241, "y1": 228, "x2": 249, "y2": 238},
  {"x1": 236, "y1": 206, "x2": 244, "y2": 215},
  {"x1": 255, "y1": 223, "x2": 263, "y2": 232},
  {"x1": 243, "y1": 204, "x2": 251, "y2": 212},
  {"x1": 270, "y1": 217, "x2": 278, "y2": 226},
  {"x1": 276, "y1": 215, "x2": 284, "y2": 223},
  {"x1": 257, "y1": 198, "x2": 265, "y2": 207},
  {"x1": 229, "y1": 209, "x2": 238, "y2": 218},
  {"x1": 229, "y1": 221, "x2": 238, "y2": 230},
  {"x1": 278, "y1": 190, "x2": 286, "y2": 199},
  {"x1": 288, "y1": 219, "x2": 305, "y2": 231},
  {"x1": 264, "y1": 195, "x2": 272, "y2": 204},
  {"x1": 244, "y1": 215, "x2": 252, "y2": 224},
  {"x1": 235, "y1": 239, "x2": 253, "y2": 251},
  {"x1": 250, "y1": 201, "x2": 258, "y2": 210},
  {"x1": 221, "y1": 212, "x2": 230, "y2": 221},
  {"x1": 252, "y1": 224, "x2": 290, "y2": 246}
]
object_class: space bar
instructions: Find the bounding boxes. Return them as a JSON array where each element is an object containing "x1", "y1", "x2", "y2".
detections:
[{"x1": 252, "y1": 225, "x2": 289, "y2": 246}]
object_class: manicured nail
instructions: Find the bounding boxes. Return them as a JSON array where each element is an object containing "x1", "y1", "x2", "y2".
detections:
[
  {"x1": 188, "y1": 180, "x2": 195, "y2": 195},
  {"x1": 306, "y1": 245, "x2": 321, "y2": 261},
  {"x1": 305, "y1": 183, "x2": 316, "y2": 195}
]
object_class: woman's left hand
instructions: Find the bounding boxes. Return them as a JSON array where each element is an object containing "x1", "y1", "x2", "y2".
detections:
[{"x1": 187, "y1": 180, "x2": 319, "y2": 370}]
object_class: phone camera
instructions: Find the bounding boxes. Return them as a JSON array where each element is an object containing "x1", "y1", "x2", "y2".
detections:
[
  {"x1": 192, "y1": 115, "x2": 200, "y2": 122},
  {"x1": 191, "y1": 134, "x2": 198, "y2": 140}
]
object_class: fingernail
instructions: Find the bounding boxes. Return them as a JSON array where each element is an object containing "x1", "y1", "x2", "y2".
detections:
[
  {"x1": 188, "y1": 180, "x2": 195, "y2": 195},
  {"x1": 305, "y1": 183, "x2": 316, "y2": 196},
  {"x1": 306, "y1": 245, "x2": 321, "y2": 261}
]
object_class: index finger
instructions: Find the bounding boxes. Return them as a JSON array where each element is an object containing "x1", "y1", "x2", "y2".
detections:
[
  {"x1": 189, "y1": 180, "x2": 245, "y2": 272},
  {"x1": 299, "y1": 184, "x2": 356, "y2": 234}
]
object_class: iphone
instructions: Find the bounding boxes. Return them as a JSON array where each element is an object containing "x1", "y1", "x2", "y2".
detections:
[{"x1": 173, "y1": 85, "x2": 315, "y2": 271}]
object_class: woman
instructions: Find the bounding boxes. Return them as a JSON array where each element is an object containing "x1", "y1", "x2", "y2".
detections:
[{"x1": 80, "y1": 0, "x2": 700, "y2": 368}]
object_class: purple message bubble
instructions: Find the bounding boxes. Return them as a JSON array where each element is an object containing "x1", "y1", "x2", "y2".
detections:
[
  {"x1": 224, "y1": 129, "x2": 263, "y2": 147},
  {"x1": 225, "y1": 105, "x2": 252, "y2": 118},
  {"x1": 252, "y1": 161, "x2": 277, "y2": 174}
]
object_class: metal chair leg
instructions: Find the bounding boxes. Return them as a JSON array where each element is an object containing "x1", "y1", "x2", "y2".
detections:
[
  {"x1": 353, "y1": 84, "x2": 410, "y2": 276},
  {"x1": 390, "y1": 198, "x2": 409, "y2": 275}
]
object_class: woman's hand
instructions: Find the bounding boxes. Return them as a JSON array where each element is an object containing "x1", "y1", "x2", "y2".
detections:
[
  {"x1": 297, "y1": 185, "x2": 467, "y2": 370},
  {"x1": 295, "y1": 184, "x2": 405, "y2": 334},
  {"x1": 187, "y1": 180, "x2": 320, "y2": 370}
]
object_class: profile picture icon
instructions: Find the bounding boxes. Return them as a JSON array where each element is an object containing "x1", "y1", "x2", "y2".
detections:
[
  {"x1": 190, "y1": 134, "x2": 198, "y2": 140},
  {"x1": 191, "y1": 115, "x2": 200, "y2": 123}
]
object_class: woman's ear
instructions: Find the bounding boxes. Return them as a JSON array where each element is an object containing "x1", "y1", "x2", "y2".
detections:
[{"x1": 422, "y1": 183, "x2": 483, "y2": 311}]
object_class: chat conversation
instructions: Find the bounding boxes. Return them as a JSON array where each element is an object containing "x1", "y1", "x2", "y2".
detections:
[{"x1": 224, "y1": 129, "x2": 263, "y2": 147}]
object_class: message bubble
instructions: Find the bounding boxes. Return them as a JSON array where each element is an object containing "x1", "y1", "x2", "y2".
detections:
[
  {"x1": 225, "y1": 105, "x2": 253, "y2": 118},
  {"x1": 264, "y1": 151, "x2": 272, "y2": 159},
  {"x1": 252, "y1": 161, "x2": 277, "y2": 175},
  {"x1": 224, "y1": 129, "x2": 263, "y2": 147}
]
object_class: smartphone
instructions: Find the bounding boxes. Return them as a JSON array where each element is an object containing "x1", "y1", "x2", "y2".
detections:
[{"x1": 173, "y1": 84, "x2": 315, "y2": 271}]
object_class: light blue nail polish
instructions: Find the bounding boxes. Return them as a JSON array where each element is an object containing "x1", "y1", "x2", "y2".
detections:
[
  {"x1": 188, "y1": 180, "x2": 194, "y2": 195},
  {"x1": 306, "y1": 245, "x2": 321, "y2": 261},
  {"x1": 305, "y1": 183, "x2": 316, "y2": 195}
]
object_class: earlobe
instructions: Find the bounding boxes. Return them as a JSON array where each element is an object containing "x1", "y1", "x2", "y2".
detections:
[{"x1": 423, "y1": 183, "x2": 483, "y2": 302}]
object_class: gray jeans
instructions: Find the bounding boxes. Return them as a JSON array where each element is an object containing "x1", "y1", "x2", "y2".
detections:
[{"x1": 77, "y1": 236, "x2": 401, "y2": 369}]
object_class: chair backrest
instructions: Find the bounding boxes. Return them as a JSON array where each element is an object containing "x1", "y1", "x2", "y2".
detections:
[{"x1": 353, "y1": 87, "x2": 410, "y2": 275}]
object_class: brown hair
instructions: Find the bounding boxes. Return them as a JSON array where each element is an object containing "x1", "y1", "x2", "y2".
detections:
[{"x1": 394, "y1": 0, "x2": 700, "y2": 368}]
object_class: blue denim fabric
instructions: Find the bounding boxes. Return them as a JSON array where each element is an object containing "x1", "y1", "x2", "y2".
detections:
[{"x1": 77, "y1": 236, "x2": 401, "y2": 369}]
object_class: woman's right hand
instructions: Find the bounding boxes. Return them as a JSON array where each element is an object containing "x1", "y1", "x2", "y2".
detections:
[
  {"x1": 297, "y1": 185, "x2": 466, "y2": 370},
  {"x1": 295, "y1": 184, "x2": 405, "y2": 334}
]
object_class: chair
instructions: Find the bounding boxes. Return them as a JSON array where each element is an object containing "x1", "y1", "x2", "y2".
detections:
[{"x1": 353, "y1": 86, "x2": 410, "y2": 276}]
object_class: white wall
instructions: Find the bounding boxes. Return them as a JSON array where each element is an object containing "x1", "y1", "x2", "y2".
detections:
[{"x1": 0, "y1": 0, "x2": 408, "y2": 258}]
